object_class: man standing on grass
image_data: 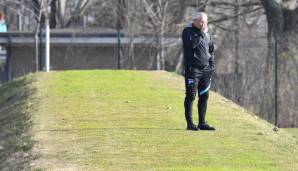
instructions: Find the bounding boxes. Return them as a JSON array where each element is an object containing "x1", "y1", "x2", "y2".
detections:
[
  {"x1": 182, "y1": 12, "x2": 216, "y2": 131},
  {"x1": 0, "y1": 11, "x2": 7, "y2": 52},
  {"x1": 0, "y1": 11, "x2": 7, "y2": 33}
]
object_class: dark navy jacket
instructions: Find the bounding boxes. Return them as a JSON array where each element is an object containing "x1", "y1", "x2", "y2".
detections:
[{"x1": 182, "y1": 23, "x2": 215, "y2": 73}]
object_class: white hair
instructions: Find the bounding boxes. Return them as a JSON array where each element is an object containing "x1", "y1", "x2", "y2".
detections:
[{"x1": 192, "y1": 12, "x2": 207, "y2": 22}]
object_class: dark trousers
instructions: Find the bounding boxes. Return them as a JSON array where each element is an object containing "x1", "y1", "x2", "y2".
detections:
[{"x1": 184, "y1": 67, "x2": 214, "y2": 126}]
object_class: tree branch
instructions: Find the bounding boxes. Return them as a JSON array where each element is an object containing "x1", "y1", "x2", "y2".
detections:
[
  {"x1": 209, "y1": 1, "x2": 262, "y2": 8},
  {"x1": 209, "y1": 7, "x2": 263, "y2": 24}
]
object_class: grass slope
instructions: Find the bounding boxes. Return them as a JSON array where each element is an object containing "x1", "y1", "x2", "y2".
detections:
[
  {"x1": 284, "y1": 128, "x2": 298, "y2": 139},
  {"x1": 0, "y1": 70, "x2": 298, "y2": 171}
]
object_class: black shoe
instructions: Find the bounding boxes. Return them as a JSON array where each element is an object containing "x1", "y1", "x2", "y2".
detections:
[
  {"x1": 198, "y1": 123, "x2": 215, "y2": 131},
  {"x1": 187, "y1": 124, "x2": 198, "y2": 131}
]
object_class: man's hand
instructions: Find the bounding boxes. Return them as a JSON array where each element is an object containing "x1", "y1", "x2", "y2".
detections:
[{"x1": 202, "y1": 23, "x2": 208, "y2": 33}]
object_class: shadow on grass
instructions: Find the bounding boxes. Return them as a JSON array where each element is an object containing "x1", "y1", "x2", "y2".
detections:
[
  {"x1": 0, "y1": 76, "x2": 38, "y2": 170},
  {"x1": 37, "y1": 127, "x2": 184, "y2": 133}
]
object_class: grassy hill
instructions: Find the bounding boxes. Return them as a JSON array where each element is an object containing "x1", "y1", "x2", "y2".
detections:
[
  {"x1": 0, "y1": 70, "x2": 297, "y2": 171},
  {"x1": 284, "y1": 128, "x2": 298, "y2": 138}
]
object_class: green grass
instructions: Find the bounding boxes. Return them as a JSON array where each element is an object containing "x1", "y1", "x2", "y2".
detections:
[
  {"x1": 284, "y1": 128, "x2": 298, "y2": 138},
  {"x1": 1, "y1": 70, "x2": 298, "y2": 171}
]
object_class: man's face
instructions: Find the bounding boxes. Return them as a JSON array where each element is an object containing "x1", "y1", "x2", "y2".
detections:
[
  {"x1": 199, "y1": 15, "x2": 208, "y2": 29},
  {"x1": 194, "y1": 15, "x2": 208, "y2": 31}
]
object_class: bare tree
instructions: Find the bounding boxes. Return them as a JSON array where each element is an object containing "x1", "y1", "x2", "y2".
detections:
[
  {"x1": 134, "y1": 0, "x2": 186, "y2": 70},
  {"x1": 260, "y1": 0, "x2": 298, "y2": 127}
]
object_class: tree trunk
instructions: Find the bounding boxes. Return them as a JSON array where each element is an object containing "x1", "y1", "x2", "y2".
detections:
[
  {"x1": 32, "y1": 0, "x2": 45, "y2": 27},
  {"x1": 260, "y1": 0, "x2": 298, "y2": 127},
  {"x1": 50, "y1": 0, "x2": 57, "y2": 28}
]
